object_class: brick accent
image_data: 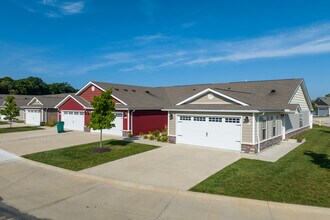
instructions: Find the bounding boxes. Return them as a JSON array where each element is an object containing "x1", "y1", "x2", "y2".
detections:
[
  {"x1": 168, "y1": 136, "x2": 176, "y2": 144},
  {"x1": 122, "y1": 130, "x2": 131, "y2": 138},
  {"x1": 241, "y1": 135, "x2": 283, "y2": 154},
  {"x1": 285, "y1": 126, "x2": 310, "y2": 139}
]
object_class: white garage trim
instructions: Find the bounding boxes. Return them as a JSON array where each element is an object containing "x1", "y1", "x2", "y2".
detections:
[
  {"x1": 25, "y1": 109, "x2": 41, "y2": 125},
  {"x1": 176, "y1": 114, "x2": 242, "y2": 151},
  {"x1": 61, "y1": 110, "x2": 85, "y2": 131}
]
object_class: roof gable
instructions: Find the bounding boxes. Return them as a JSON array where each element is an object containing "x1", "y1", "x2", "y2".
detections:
[
  {"x1": 176, "y1": 88, "x2": 250, "y2": 106},
  {"x1": 27, "y1": 97, "x2": 43, "y2": 106}
]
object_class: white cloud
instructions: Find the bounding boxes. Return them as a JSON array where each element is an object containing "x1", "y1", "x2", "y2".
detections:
[
  {"x1": 181, "y1": 22, "x2": 197, "y2": 29},
  {"x1": 60, "y1": 1, "x2": 84, "y2": 15},
  {"x1": 14, "y1": 0, "x2": 85, "y2": 17}
]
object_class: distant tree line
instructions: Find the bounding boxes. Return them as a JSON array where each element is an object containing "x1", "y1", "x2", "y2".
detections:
[{"x1": 0, "y1": 76, "x2": 78, "y2": 95}]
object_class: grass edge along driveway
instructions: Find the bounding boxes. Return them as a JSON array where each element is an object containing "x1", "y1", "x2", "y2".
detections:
[
  {"x1": 190, "y1": 126, "x2": 330, "y2": 208},
  {"x1": 23, "y1": 139, "x2": 159, "y2": 171},
  {"x1": 0, "y1": 126, "x2": 43, "y2": 134}
]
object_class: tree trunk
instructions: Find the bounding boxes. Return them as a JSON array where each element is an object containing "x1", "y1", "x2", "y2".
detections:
[
  {"x1": 100, "y1": 129, "x2": 103, "y2": 148},
  {"x1": 9, "y1": 120, "x2": 12, "y2": 128}
]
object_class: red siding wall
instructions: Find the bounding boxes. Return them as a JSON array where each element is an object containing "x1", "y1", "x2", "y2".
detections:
[
  {"x1": 122, "y1": 110, "x2": 128, "y2": 130},
  {"x1": 58, "y1": 97, "x2": 85, "y2": 121},
  {"x1": 80, "y1": 85, "x2": 103, "y2": 102},
  {"x1": 132, "y1": 110, "x2": 168, "y2": 135},
  {"x1": 80, "y1": 84, "x2": 120, "y2": 103},
  {"x1": 59, "y1": 98, "x2": 85, "y2": 111}
]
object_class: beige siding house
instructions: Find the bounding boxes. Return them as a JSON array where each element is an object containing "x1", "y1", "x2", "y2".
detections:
[{"x1": 163, "y1": 79, "x2": 313, "y2": 153}]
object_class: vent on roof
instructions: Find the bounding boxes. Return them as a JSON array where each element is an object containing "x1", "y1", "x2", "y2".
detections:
[
  {"x1": 192, "y1": 88, "x2": 196, "y2": 91},
  {"x1": 145, "y1": 91, "x2": 150, "y2": 94},
  {"x1": 115, "y1": 88, "x2": 119, "y2": 91},
  {"x1": 270, "y1": 89, "x2": 276, "y2": 94},
  {"x1": 124, "y1": 89, "x2": 128, "y2": 92},
  {"x1": 228, "y1": 87, "x2": 231, "y2": 90},
  {"x1": 132, "y1": 89, "x2": 136, "y2": 92}
]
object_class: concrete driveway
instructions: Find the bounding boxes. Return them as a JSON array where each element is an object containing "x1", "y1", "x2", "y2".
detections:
[
  {"x1": 81, "y1": 143, "x2": 241, "y2": 190},
  {"x1": 0, "y1": 127, "x2": 116, "y2": 156}
]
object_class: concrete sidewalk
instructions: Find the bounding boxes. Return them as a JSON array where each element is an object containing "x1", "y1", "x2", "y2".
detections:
[
  {"x1": 242, "y1": 139, "x2": 302, "y2": 162},
  {"x1": 0, "y1": 155, "x2": 329, "y2": 220}
]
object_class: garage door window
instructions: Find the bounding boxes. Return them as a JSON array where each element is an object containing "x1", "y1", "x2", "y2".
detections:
[
  {"x1": 225, "y1": 118, "x2": 240, "y2": 123},
  {"x1": 179, "y1": 116, "x2": 191, "y2": 121},
  {"x1": 193, "y1": 116, "x2": 206, "y2": 121},
  {"x1": 209, "y1": 117, "x2": 222, "y2": 122}
]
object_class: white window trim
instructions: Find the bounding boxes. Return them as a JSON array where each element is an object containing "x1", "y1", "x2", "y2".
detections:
[{"x1": 176, "y1": 88, "x2": 249, "y2": 106}]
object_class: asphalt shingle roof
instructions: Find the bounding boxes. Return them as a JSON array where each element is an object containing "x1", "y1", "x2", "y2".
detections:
[
  {"x1": 316, "y1": 97, "x2": 330, "y2": 106},
  {"x1": 92, "y1": 78, "x2": 304, "y2": 111}
]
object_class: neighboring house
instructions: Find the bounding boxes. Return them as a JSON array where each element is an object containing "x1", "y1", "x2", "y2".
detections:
[
  {"x1": 314, "y1": 97, "x2": 330, "y2": 116},
  {"x1": 56, "y1": 78, "x2": 313, "y2": 153},
  {"x1": 55, "y1": 83, "x2": 168, "y2": 135},
  {"x1": 0, "y1": 94, "x2": 35, "y2": 121},
  {"x1": 22, "y1": 94, "x2": 69, "y2": 125}
]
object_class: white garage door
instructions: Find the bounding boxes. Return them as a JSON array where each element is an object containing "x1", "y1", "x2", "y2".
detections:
[
  {"x1": 177, "y1": 115, "x2": 242, "y2": 151},
  {"x1": 91, "y1": 112, "x2": 123, "y2": 136},
  {"x1": 61, "y1": 111, "x2": 85, "y2": 131},
  {"x1": 25, "y1": 109, "x2": 41, "y2": 125}
]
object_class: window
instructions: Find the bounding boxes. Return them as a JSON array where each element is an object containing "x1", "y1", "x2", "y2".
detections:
[
  {"x1": 193, "y1": 116, "x2": 206, "y2": 121},
  {"x1": 79, "y1": 112, "x2": 84, "y2": 115},
  {"x1": 209, "y1": 117, "x2": 222, "y2": 122},
  {"x1": 272, "y1": 116, "x2": 277, "y2": 137},
  {"x1": 74, "y1": 112, "x2": 79, "y2": 115},
  {"x1": 179, "y1": 116, "x2": 191, "y2": 121},
  {"x1": 225, "y1": 117, "x2": 240, "y2": 123},
  {"x1": 299, "y1": 114, "x2": 303, "y2": 128},
  {"x1": 69, "y1": 112, "x2": 73, "y2": 115},
  {"x1": 260, "y1": 117, "x2": 267, "y2": 140}
]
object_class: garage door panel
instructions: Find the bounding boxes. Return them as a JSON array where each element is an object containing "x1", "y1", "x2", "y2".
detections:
[
  {"x1": 177, "y1": 115, "x2": 241, "y2": 151},
  {"x1": 61, "y1": 111, "x2": 84, "y2": 131},
  {"x1": 25, "y1": 110, "x2": 41, "y2": 125},
  {"x1": 91, "y1": 113, "x2": 123, "y2": 136}
]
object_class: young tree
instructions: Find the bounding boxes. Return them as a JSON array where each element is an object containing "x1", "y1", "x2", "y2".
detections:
[
  {"x1": 88, "y1": 90, "x2": 116, "y2": 148},
  {"x1": 0, "y1": 96, "x2": 20, "y2": 128}
]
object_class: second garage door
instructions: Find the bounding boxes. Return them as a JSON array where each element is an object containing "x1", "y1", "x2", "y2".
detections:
[
  {"x1": 91, "y1": 112, "x2": 123, "y2": 136},
  {"x1": 177, "y1": 115, "x2": 242, "y2": 151},
  {"x1": 61, "y1": 111, "x2": 85, "y2": 131},
  {"x1": 25, "y1": 109, "x2": 41, "y2": 125}
]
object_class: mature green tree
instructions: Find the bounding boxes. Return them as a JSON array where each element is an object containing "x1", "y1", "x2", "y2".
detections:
[
  {"x1": 0, "y1": 96, "x2": 20, "y2": 128},
  {"x1": 88, "y1": 90, "x2": 116, "y2": 148},
  {"x1": 48, "y1": 82, "x2": 78, "y2": 94},
  {"x1": 0, "y1": 77, "x2": 15, "y2": 94},
  {"x1": 326, "y1": 94, "x2": 330, "y2": 97}
]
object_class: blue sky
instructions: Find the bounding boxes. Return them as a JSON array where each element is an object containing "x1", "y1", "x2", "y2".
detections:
[{"x1": 1, "y1": 0, "x2": 330, "y2": 98}]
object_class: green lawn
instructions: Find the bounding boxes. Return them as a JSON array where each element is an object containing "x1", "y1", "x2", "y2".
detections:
[
  {"x1": 191, "y1": 126, "x2": 330, "y2": 207},
  {"x1": 0, "y1": 126, "x2": 44, "y2": 134},
  {"x1": 23, "y1": 140, "x2": 159, "y2": 171}
]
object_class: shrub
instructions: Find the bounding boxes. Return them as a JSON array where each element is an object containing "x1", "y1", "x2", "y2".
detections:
[
  {"x1": 45, "y1": 121, "x2": 57, "y2": 127},
  {"x1": 149, "y1": 135, "x2": 155, "y2": 140},
  {"x1": 161, "y1": 136, "x2": 168, "y2": 142},
  {"x1": 128, "y1": 133, "x2": 134, "y2": 138},
  {"x1": 139, "y1": 132, "x2": 144, "y2": 136},
  {"x1": 157, "y1": 136, "x2": 162, "y2": 142},
  {"x1": 152, "y1": 130, "x2": 161, "y2": 137},
  {"x1": 296, "y1": 136, "x2": 305, "y2": 143},
  {"x1": 143, "y1": 135, "x2": 148, "y2": 139}
]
